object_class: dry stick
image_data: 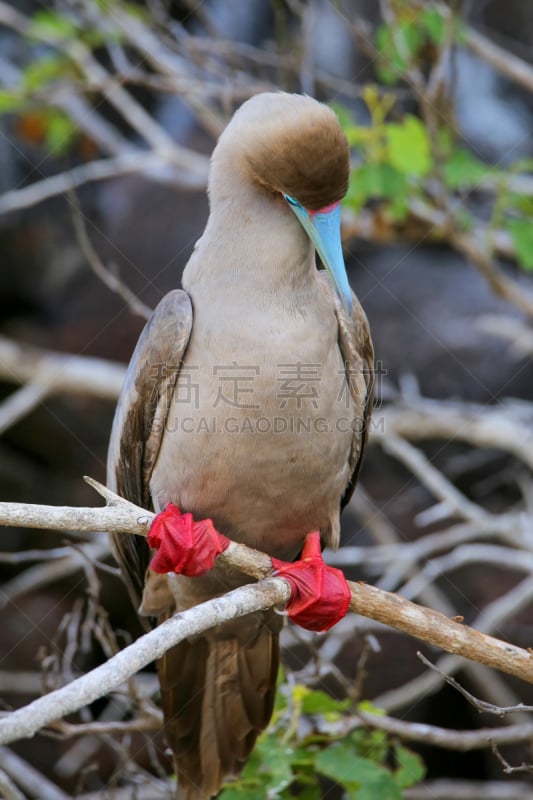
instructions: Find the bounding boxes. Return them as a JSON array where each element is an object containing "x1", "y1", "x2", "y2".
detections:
[
  {"x1": 0, "y1": 478, "x2": 531, "y2": 703},
  {"x1": 0, "y1": 746, "x2": 70, "y2": 800},
  {"x1": 0, "y1": 579, "x2": 289, "y2": 745},
  {"x1": 0, "y1": 335, "x2": 126, "y2": 400},
  {"x1": 417, "y1": 652, "x2": 533, "y2": 716},
  {"x1": 67, "y1": 188, "x2": 152, "y2": 321},
  {"x1": 0, "y1": 771, "x2": 25, "y2": 800},
  {"x1": 0, "y1": 152, "x2": 203, "y2": 217},
  {"x1": 405, "y1": 781, "x2": 533, "y2": 800}
]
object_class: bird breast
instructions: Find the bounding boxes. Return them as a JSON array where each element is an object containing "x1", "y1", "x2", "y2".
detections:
[{"x1": 150, "y1": 283, "x2": 356, "y2": 561}]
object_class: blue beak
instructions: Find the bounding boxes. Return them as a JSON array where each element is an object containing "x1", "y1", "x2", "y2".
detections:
[{"x1": 284, "y1": 195, "x2": 352, "y2": 316}]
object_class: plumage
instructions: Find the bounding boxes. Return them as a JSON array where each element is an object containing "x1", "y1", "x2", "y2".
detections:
[{"x1": 107, "y1": 92, "x2": 374, "y2": 799}]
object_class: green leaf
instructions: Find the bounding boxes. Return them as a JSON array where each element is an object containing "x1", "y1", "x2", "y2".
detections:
[
  {"x1": 347, "y1": 163, "x2": 407, "y2": 210},
  {"x1": 398, "y1": 21, "x2": 424, "y2": 57},
  {"x1": 316, "y1": 747, "x2": 401, "y2": 799},
  {"x1": 422, "y1": 8, "x2": 445, "y2": 44},
  {"x1": 301, "y1": 689, "x2": 349, "y2": 715},
  {"x1": 291, "y1": 744, "x2": 317, "y2": 770},
  {"x1": 454, "y1": 208, "x2": 475, "y2": 232},
  {"x1": 0, "y1": 91, "x2": 25, "y2": 113},
  {"x1": 44, "y1": 111, "x2": 77, "y2": 155},
  {"x1": 23, "y1": 56, "x2": 68, "y2": 90},
  {"x1": 292, "y1": 787, "x2": 321, "y2": 800},
  {"x1": 376, "y1": 19, "x2": 426, "y2": 83},
  {"x1": 393, "y1": 746, "x2": 426, "y2": 789},
  {"x1": 510, "y1": 157, "x2": 533, "y2": 173},
  {"x1": 27, "y1": 10, "x2": 78, "y2": 40},
  {"x1": 315, "y1": 744, "x2": 363, "y2": 786},
  {"x1": 219, "y1": 787, "x2": 265, "y2": 800},
  {"x1": 508, "y1": 193, "x2": 533, "y2": 216},
  {"x1": 357, "y1": 701, "x2": 386, "y2": 717},
  {"x1": 331, "y1": 102, "x2": 356, "y2": 131},
  {"x1": 351, "y1": 727, "x2": 388, "y2": 764},
  {"x1": 387, "y1": 195, "x2": 410, "y2": 222},
  {"x1": 375, "y1": 25, "x2": 406, "y2": 85},
  {"x1": 386, "y1": 115, "x2": 432, "y2": 177},
  {"x1": 444, "y1": 148, "x2": 491, "y2": 189},
  {"x1": 507, "y1": 218, "x2": 533, "y2": 270},
  {"x1": 255, "y1": 736, "x2": 294, "y2": 793}
]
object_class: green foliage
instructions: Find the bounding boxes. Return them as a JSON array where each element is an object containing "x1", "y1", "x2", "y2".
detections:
[
  {"x1": 43, "y1": 110, "x2": 78, "y2": 155},
  {"x1": 507, "y1": 219, "x2": 533, "y2": 271},
  {"x1": 337, "y1": 89, "x2": 433, "y2": 221},
  {"x1": 27, "y1": 9, "x2": 80, "y2": 41},
  {"x1": 219, "y1": 682, "x2": 425, "y2": 799},
  {"x1": 0, "y1": 0, "x2": 531, "y2": 277},
  {"x1": 375, "y1": 4, "x2": 448, "y2": 85},
  {"x1": 0, "y1": 91, "x2": 25, "y2": 113},
  {"x1": 22, "y1": 55, "x2": 73, "y2": 90},
  {"x1": 442, "y1": 149, "x2": 493, "y2": 189},
  {"x1": 337, "y1": 79, "x2": 533, "y2": 272},
  {"x1": 385, "y1": 115, "x2": 432, "y2": 177}
]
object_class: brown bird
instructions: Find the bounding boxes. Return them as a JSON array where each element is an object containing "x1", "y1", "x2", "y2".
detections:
[{"x1": 107, "y1": 92, "x2": 374, "y2": 799}]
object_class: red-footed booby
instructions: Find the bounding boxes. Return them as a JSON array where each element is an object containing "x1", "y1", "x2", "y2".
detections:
[{"x1": 107, "y1": 92, "x2": 374, "y2": 799}]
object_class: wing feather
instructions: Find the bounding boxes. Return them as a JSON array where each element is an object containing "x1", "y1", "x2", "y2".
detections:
[
  {"x1": 317, "y1": 273, "x2": 374, "y2": 508},
  {"x1": 337, "y1": 289, "x2": 375, "y2": 508},
  {"x1": 107, "y1": 289, "x2": 193, "y2": 611}
]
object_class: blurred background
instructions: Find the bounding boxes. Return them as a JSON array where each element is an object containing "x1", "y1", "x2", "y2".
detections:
[{"x1": 1, "y1": 1, "x2": 533, "y2": 797}]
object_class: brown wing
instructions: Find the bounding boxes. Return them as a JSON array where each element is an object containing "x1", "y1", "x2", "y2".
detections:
[
  {"x1": 107, "y1": 289, "x2": 193, "y2": 612},
  {"x1": 338, "y1": 289, "x2": 374, "y2": 508},
  {"x1": 317, "y1": 274, "x2": 374, "y2": 508},
  {"x1": 335, "y1": 292, "x2": 374, "y2": 509}
]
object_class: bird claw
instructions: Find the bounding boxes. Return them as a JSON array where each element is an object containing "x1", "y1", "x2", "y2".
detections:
[
  {"x1": 147, "y1": 503, "x2": 230, "y2": 577},
  {"x1": 271, "y1": 532, "x2": 351, "y2": 632},
  {"x1": 147, "y1": 511, "x2": 350, "y2": 631}
]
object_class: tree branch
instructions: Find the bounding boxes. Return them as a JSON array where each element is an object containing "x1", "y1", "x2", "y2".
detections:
[
  {"x1": 67, "y1": 189, "x2": 152, "y2": 320},
  {"x1": 0, "y1": 152, "x2": 207, "y2": 217},
  {"x1": 0, "y1": 579, "x2": 289, "y2": 745},
  {"x1": 405, "y1": 781, "x2": 533, "y2": 800},
  {"x1": 0, "y1": 478, "x2": 531, "y2": 751},
  {"x1": 465, "y1": 25, "x2": 533, "y2": 94},
  {"x1": 0, "y1": 336, "x2": 126, "y2": 400}
]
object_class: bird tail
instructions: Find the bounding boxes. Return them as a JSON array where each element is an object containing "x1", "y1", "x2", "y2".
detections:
[{"x1": 158, "y1": 613, "x2": 280, "y2": 800}]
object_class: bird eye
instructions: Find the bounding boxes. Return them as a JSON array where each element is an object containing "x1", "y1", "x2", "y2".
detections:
[{"x1": 284, "y1": 194, "x2": 300, "y2": 207}]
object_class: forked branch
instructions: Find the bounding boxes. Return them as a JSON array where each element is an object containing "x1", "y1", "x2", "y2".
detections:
[{"x1": 0, "y1": 477, "x2": 532, "y2": 745}]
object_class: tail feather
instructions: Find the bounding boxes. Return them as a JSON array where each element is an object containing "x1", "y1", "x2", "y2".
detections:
[{"x1": 158, "y1": 613, "x2": 280, "y2": 800}]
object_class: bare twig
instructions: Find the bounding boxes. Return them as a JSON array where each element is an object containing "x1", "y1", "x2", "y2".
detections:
[
  {"x1": 0, "y1": 539, "x2": 109, "y2": 612},
  {"x1": 404, "y1": 780, "x2": 533, "y2": 799},
  {"x1": 68, "y1": 189, "x2": 152, "y2": 320},
  {"x1": 0, "y1": 746, "x2": 70, "y2": 800},
  {"x1": 0, "y1": 481, "x2": 532, "y2": 696},
  {"x1": 418, "y1": 653, "x2": 533, "y2": 716},
  {"x1": 0, "y1": 579, "x2": 290, "y2": 745},
  {"x1": 354, "y1": 708, "x2": 533, "y2": 751},
  {"x1": 0, "y1": 152, "x2": 207, "y2": 217},
  {"x1": 465, "y1": 25, "x2": 533, "y2": 94},
  {"x1": 50, "y1": 714, "x2": 161, "y2": 738},
  {"x1": 478, "y1": 314, "x2": 533, "y2": 358},
  {"x1": 379, "y1": 397, "x2": 533, "y2": 472},
  {"x1": 375, "y1": 574, "x2": 533, "y2": 713},
  {"x1": 343, "y1": 202, "x2": 533, "y2": 318},
  {"x1": 0, "y1": 336, "x2": 126, "y2": 400},
  {"x1": 0, "y1": 383, "x2": 50, "y2": 435},
  {"x1": 0, "y1": 771, "x2": 25, "y2": 800},
  {"x1": 491, "y1": 743, "x2": 533, "y2": 775},
  {"x1": 0, "y1": 2, "x2": 209, "y2": 177},
  {"x1": 380, "y1": 435, "x2": 491, "y2": 526}
]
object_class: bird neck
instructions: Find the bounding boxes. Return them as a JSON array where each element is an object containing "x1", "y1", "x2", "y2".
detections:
[{"x1": 183, "y1": 174, "x2": 316, "y2": 308}]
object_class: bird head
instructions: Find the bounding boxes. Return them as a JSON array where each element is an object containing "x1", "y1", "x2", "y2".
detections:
[{"x1": 213, "y1": 92, "x2": 353, "y2": 315}]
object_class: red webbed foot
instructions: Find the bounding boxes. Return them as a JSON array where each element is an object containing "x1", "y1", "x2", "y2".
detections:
[
  {"x1": 271, "y1": 532, "x2": 351, "y2": 632},
  {"x1": 147, "y1": 503, "x2": 230, "y2": 577}
]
